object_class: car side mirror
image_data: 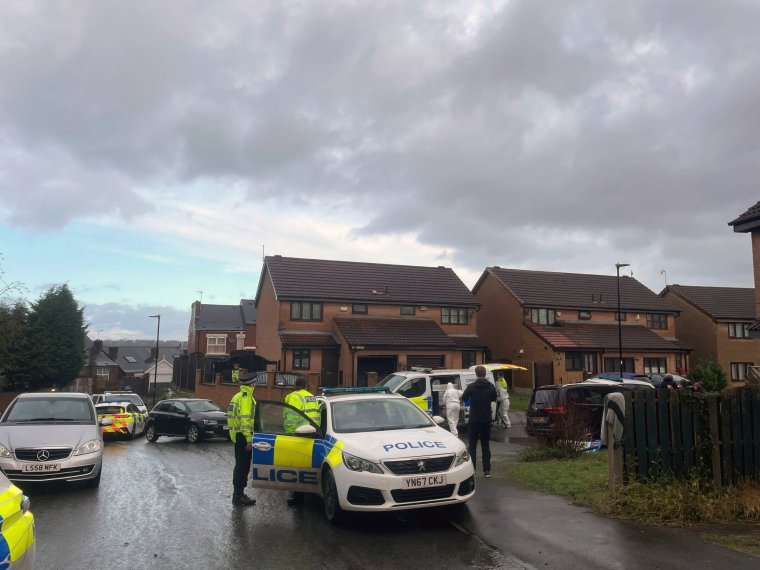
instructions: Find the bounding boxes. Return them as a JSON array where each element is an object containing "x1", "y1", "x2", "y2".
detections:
[
  {"x1": 99, "y1": 417, "x2": 114, "y2": 426},
  {"x1": 432, "y1": 415, "x2": 445, "y2": 425},
  {"x1": 294, "y1": 424, "x2": 317, "y2": 435}
]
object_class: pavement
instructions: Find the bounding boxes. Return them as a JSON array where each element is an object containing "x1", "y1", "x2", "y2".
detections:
[{"x1": 451, "y1": 411, "x2": 760, "y2": 569}]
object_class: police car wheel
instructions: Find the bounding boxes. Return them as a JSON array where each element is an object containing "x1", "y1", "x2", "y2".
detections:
[
  {"x1": 186, "y1": 424, "x2": 201, "y2": 444},
  {"x1": 322, "y1": 469, "x2": 345, "y2": 524},
  {"x1": 146, "y1": 424, "x2": 159, "y2": 442}
]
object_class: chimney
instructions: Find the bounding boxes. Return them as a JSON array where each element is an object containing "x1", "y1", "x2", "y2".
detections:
[
  {"x1": 94, "y1": 339, "x2": 104, "y2": 353},
  {"x1": 192, "y1": 300, "x2": 201, "y2": 319},
  {"x1": 150, "y1": 347, "x2": 158, "y2": 360},
  {"x1": 108, "y1": 346, "x2": 119, "y2": 361}
]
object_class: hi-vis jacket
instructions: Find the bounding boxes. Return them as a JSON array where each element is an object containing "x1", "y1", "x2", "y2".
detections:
[
  {"x1": 284, "y1": 389, "x2": 320, "y2": 432},
  {"x1": 228, "y1": 385, "x2": 256, "y2": 443}
]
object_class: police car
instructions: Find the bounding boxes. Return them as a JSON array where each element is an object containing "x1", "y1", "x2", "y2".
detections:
[
  {"x1": 0, "y1": 470, "x2": 35, "y2": 569},
  {"x1": 248, "y1": 387, "x2": 476, "y2": 523},
  {"x1": 95, "y1": 402, "x2": 147, "y2": 439}
]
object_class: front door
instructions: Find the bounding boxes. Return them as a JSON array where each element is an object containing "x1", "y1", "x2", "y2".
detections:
[
  {"x1": 321, "y1": 349, "x2": 339, "y2": 387},
  {"x1": 534, "y1": 362, "x2": 554, "y2": 388},
  {"x1": 250, "y1": 401, "x2": 322, "y2": 493}
]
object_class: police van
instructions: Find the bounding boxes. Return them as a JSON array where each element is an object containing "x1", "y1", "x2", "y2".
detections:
[
  {"x1": 375, "y1": 368, "x2": 495, "y2": 421},
  {"x1": 247, "y1": 387, "x2": 475, "y2": 523}
]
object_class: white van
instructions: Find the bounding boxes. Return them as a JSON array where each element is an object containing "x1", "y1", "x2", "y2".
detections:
[{"x1": 376, "y1": 368, "x2": 495, "y2": 421}]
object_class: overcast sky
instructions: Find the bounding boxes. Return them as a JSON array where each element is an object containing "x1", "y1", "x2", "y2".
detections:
[{"x1": 1, "y1": 0, "x2": 758, "y2": 340}]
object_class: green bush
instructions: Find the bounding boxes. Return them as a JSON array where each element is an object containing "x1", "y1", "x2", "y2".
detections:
[{"x1": 690, "y1": 360, "x2": 728, "y2": 392}]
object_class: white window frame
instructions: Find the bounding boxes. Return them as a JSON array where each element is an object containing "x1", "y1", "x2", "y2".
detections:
[
  {"x1": 728, "y1": 323, "x2": 750, "y2": 339},
  {"x1": 207, "y1": 335, "x2": 227, "y2": 355},
  {"x1": 531, "y1": 308, "x2": 555, "y2": 325},
  {"x1": 96, "y1": 367, "x2": 109, "y2": 377},
  {"x1": 731, "y1": 362, "x2": 753, "y2": 382}
]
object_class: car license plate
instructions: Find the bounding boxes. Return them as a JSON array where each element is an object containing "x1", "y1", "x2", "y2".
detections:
[
  {"x1": 22, "y1": 463, "x2": 61, "y2": 472},
  {"x1": 532, "y1": 417, "x2": 549, "y2": 424},
  {"x1": 403, "y1": 474, "x2": 447, "y2": 488}
]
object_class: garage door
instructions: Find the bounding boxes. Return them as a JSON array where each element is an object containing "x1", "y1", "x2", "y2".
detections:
[{"x1": 407, "y1": 355, "x2": 445, "y2": 369}]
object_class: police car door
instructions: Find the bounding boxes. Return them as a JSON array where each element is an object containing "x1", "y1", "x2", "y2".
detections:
[
  {"x1": 250, "y1": 401, "x2": 322, "y2": 493},
  {"x1": 397, "y1": 377, "x2": 429, "y2": 414}
]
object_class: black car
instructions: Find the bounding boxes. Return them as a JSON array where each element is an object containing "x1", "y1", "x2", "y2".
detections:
[
  {"x1": 526, "y1": 381, "x2": 650, "y2": 440},
  {"x1": 145, "y1": 399, "x2": 228, "y2": 443}
]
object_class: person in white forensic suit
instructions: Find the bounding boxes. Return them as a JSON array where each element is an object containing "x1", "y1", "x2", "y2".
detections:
[{"x1": 443, "y1": 382, "x2": 463, "y2": 436}]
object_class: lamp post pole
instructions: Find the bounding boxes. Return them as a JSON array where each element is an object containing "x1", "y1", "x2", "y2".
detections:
[
  {"x1": 615, "y1": 263, "x2": 630, "y2": 374},
  {"x1": 149, "y1": 314, "x2": 161, "y2": 407}
]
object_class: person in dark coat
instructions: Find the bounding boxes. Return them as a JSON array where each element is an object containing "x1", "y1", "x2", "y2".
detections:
[{"x1": 461, "y1": 365, "x2": 498, "y2": 478}]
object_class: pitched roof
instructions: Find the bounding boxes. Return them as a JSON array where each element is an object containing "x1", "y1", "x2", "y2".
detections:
[
  {"x1": 279, "y1": 330, "x2": 339, "y2": 348},
  {"x1": 240, "y1": 299, "x2": 257, "y2": 325},
  {"x1": 106, "y1": 345, "x2": 184, "y2": 373},
  {"x1": 258, "y1": 256, "x2": 478, "y2": 307},
  {"x1": 664, "y1": 284, "x2": 756, "y2": 321},
  {"x1": 195, "y1": 304, "x2": 245, "y2": 331},
  {"x1": 728, "y1": 201, "x2": 760, "y2": 232},
  {"x1": 478, "y1": 267, "x2": 676, "y2": 313},
  {"x1": 525, "y1": 321, "x2": 688, "y2": 352},
  {"x1": 334, "y1": 316, "x2": 456, "y2": 348},
  {"x1": 449, "y1": 334, "x2": 488, "y2": 349}
]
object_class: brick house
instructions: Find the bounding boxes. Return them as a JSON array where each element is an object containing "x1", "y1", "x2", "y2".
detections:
[
  {"x1": 76, "y1": 338, "x2": 120, "y2": 392},
  {"x1": 473, "y1": 267, "x2": 689, "y2": 389},
  {"x1": 254, "y1": 255, "x2": 487, "y2": 386},
  {"x1": 187, "y1": 299, "x2": 256, "y2": 355},
  {"x1": 661, "y1": 285, "x2": 758, "y2": 383},
  {"x1": 729, "y1": 201, "x2": 760, "y2": 334}
]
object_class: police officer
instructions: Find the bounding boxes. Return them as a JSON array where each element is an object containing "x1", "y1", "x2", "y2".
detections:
[
  {"x1": 228, "y1": 374, "x2": 256, "y2": 506},
  {"x1": 283, "y1": 377, "x2": 320, "y2": 505},
  {"x1": 231, "y1": 363, "x2": 240, "y2": 384}
]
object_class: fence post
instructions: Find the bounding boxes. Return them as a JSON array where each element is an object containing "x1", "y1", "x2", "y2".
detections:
[
  {"x1": 708, "y1": 397, "x2": 722, "y2": 486},
  {"x1": 609, "y1": 442, "x2": 624, "y2": 492},
  {"x1": 658, "y1": 389, "x2": 671, "y2": 475},
  {"x1": 720, "y1": 393, "x2": 733, "y2": 486},
  {"x1": 752, "y1": 387, "x2": 760, "y2": 479},
  {"x1": 622, "y1": 391, "x2": 635, "y2": 483}
]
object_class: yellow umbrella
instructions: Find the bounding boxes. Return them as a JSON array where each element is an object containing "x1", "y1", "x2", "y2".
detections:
[{"x1": 471, "y1": 363, "x2": 528, "y2": 372}]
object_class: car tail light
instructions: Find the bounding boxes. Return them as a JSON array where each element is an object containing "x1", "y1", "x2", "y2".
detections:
[{"x1": 544, "y1": 406, "x2": 567, "y2": 414}]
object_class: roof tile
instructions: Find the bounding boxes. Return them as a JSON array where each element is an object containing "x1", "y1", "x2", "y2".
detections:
[
  {"x1": 526, "y1": 321, "x2": 687, "y2": 351},
  {"x1": 728, "y1": 201, "x2": 760, "y2": 227},
  {"x1": 486, "y1": 267, "x2": 676, "y2": 313},
  {"x1": 334, "y1": 316, "x2": 456, "y2": 347},
  {"x1": 666, "y1": 284, "x2": 755, "y2": 321},
  {"x1": 279, "y1": 330, "x2": 339, "y2": 347},
  {"x1": 265, "y1": 256, "x2": 478, "y2": 306}
]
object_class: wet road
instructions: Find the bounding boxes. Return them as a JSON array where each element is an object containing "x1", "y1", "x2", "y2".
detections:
[{"x1": 25, "y1": 436, "x2": 516, "y2": 570}]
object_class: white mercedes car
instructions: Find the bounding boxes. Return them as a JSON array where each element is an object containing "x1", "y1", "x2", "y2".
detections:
[{"x1": 249, "y1": 388, "x2": 476, "y2": 523}]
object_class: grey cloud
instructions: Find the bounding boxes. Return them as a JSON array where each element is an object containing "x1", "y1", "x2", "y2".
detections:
[{"x1": 83, "y1": 302, "x2": 189, "y2": 341}]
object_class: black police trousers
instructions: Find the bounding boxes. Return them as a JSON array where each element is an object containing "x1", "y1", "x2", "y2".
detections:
[{"x1": 233, "y1": 432, "x2": 252, "y2": 494}]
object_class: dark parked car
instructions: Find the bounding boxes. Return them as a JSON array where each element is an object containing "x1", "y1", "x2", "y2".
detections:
[
  {"x1": 145, "y1": 399, "x2": 228, "y2": 443},
  {"x1": 526, "y1": 381, "x2": 652, "y2": 440}
]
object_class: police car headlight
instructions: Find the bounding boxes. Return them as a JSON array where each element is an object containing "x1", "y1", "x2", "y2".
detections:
[
  {"x1": 73, "y1": 439, "x2": 102, "y2": 456},
  {"x1": 203, "y1": 419, "x2": 218, "y2": 425},
  {"x1": 454, "y1": 450, "x2": 470, "y2": 467},
  {"x1": 343, "y1": 452, "x2": 383, "y2": 474},
  {"x1": 0, "y1": 444, "x2": 12, "y2": 458}
]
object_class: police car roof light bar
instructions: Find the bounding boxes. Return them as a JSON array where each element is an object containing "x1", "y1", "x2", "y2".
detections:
[{"x1": 321, "y1": 386, "x2": 391, "y2": 395}]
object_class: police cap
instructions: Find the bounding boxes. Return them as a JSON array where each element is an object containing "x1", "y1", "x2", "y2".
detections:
[{"x1": 238, "y1": 372, "x2": 258, "y2": 385}]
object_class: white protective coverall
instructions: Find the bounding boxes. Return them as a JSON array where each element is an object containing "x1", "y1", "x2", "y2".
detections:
[
  {"x1": 496, "y1": 379, "x2": 511, "y2": 428},
  {"x1": 443, "y1": 382, "x2": 463, "y2": 436}
]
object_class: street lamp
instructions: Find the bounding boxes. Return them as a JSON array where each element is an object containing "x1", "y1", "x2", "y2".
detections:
[
  {"x1": 615, "y1": 263, "x2": 630, "y2": 374},
  {"x1": 149, "y1": 314, "x2": 161, "y2": 406}
]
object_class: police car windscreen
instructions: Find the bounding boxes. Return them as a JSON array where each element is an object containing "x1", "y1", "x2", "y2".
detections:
[
  {"x1": 97, "y1": 406, "x2": 125, "y2": 415},
  {"x1": 332, "y1": 398, "x2": 433, "y2": 433},
  {"x1": 185, "y1": 400, "x2": 224, "y2": 413},
  {"x1": 104, "y1": 395, "x2": 142, "y2": 406},
  {"x1": 375, "y1": 374, "x2": 406, "y2": 390}
]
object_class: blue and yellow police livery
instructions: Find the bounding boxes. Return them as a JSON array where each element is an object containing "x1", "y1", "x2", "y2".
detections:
[
  {"x1": 0, "y1": 472, "x2": 35, "y2": 570},
  {"x1": 249, "y1": 388, "x2": 476, "y2": 523}
]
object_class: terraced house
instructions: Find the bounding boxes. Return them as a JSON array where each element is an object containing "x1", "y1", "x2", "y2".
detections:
[
  {"x1": 254, "y1": 256, "x2": 487, "y2": 386},
  {"x1": 473, "y1": 267, "x2": 689, "y2": 389},
  {"x1": 661, "y1": 285, "x2": 758, "y2": 384}
]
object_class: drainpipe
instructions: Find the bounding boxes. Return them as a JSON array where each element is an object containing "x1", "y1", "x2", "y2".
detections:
[{"x1": 351, "y1": 347, "x2": 356, "y2": 387}]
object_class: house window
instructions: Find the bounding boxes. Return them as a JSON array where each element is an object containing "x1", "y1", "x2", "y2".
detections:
[
  {"x1": 615, "y1": 312, "x2": 627, "y2": 321},
  {"x1": 352, "y1": 304, "x2": 367, "y2": 314},
  {"x1": 644, "y1": 358, "x2": 667, "y2": 374},
  {"x1": 442, "y1": 307, "x2": 468, "y2": 325},
  {"x1": 565, "y1": 352, "x2": 583, "y2": 371},
  {"x1": 462, "y1": 351, "x2": 476, "y2": 368},
  {"x1": 290, "y1": 302, "x2": 323, "y2": 321},
  {"x1": 293, "y1": 349, "x2": 311, "y2": 370},
  {"x1": 604, "y1": 357, "x2": 635, "y2": 373},
  {"x1": 96, "y1": 368, "x2": 109, "y2": 377},
  {"x1": 207, "y1": 336, "x2": 226, "y2": 354},
  {"x1": 676, "y1": 353, "x2": 684, "y2": 373},
  {"x1": 531, "y1": 308, "x2": 555, "y2": 325},
  {"x1": 731, "y1": 362, "x2": 753, "y2": 382},
  {"x1": 584, "y1": 354, "x2": 597, "y2": 374},
  {"x1": 400, "y1": 306, "x2": 416, "y2": 316},
  {"x1": 646, "y1": 314, "x2": 667, "y2": 329},
  {"x1": 728, "y1": 323, "x2": 750, "y2": 338},
  {"x1": 578, "y1": 310, "x2": 591, "y2": 320}
]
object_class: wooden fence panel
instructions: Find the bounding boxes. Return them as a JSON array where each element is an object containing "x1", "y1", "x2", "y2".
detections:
[
  {"x1": 731, "y1": 394, "x2": 743, "y2": 479},
  {"x1": 681, "y1": 396, "x2": 695, "y2": 471},
  {"x1": 623, "y1": 391, "x2": 635, "y2": 483},
  {"x1": 645, "y1": 389, "x2": 658, "y2": 478},
  {"x1": 670, "y1": 392, "x2": 684, "y2": 477},
  {"x1": 658, "y1": 390, "x2": 671, "y2": 474},
  {"x1": 633, "y1": 390, "x2": 648, "y2": 478},
  {"x1": 741, "y1": 389, "x2": 754, "y2": 479},
  {"x1": 753, "y1": 390, "x2": 760, "y2": 478}
]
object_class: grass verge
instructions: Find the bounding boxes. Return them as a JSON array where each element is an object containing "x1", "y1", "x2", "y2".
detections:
[{"x1": 508, "y1": 391, "x2": 530, "y2": 412}]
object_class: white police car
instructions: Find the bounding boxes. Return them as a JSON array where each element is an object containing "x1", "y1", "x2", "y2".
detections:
[{"x1": 248, "y1": 387, "x2": 476, "y2": 523}]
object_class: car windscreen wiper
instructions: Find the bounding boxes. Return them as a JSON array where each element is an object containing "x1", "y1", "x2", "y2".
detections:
[{"x1": 23, "y1": 417, "x2": 76, "y2": 422}]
